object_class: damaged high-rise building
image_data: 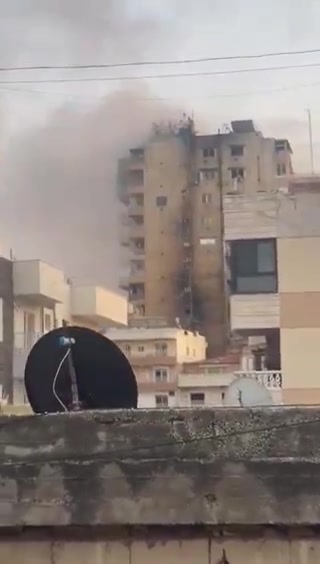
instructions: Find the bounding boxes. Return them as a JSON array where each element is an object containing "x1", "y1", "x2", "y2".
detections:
[{"x1": 118, "y1": 118, "x2": 293, "y2": 356}]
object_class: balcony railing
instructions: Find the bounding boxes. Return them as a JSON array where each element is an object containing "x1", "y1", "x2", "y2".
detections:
[{"x1": 234, "y1": 370, "x2": 282, "y2": 389}]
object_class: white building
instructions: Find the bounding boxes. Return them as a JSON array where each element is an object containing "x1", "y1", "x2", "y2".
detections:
[{"x1": 12, "y1": 259, "x2": 128, "y2": 403}]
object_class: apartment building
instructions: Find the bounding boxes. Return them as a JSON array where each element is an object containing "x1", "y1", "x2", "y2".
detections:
[
  {"x1": 0, "y1": 257, "x2": 128, "y2": 404},
  {"x1": 224, "y1": 183, "x2": 320, "y2": 404},
  {"x1": 105, "y1": 322, "x2": 207, "y2": 408},
  {"x1": 177, "y1": 351, "x2": 283, "y2": 407},
  {"x1": 119, "y1": 118, "x2": 293, "y2": 356}
]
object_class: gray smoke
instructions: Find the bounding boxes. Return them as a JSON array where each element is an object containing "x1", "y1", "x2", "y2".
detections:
[{"x1": 0, "y1": 1, "x2": 186, "y2": 288}]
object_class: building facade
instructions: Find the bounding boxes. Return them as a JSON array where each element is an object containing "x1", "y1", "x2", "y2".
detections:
[
  {"x1": 225, "y1": 186, "x2": 320, "y2": 404},
  {"x1": 105, "y1": 323, "x2": 207, "y2": 408},
  {"x1": 119, "y1": 119, "x2": 293, "y2": 356}
]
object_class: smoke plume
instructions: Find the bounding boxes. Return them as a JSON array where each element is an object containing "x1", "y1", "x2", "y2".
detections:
[{"x1": 0, "y1": 1, "x2": 186, "y2": 288}]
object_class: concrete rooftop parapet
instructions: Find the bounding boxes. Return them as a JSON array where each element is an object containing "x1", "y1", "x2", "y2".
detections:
[{"x1": 0, "y1": 407, "x2": 320, "y2": 528}]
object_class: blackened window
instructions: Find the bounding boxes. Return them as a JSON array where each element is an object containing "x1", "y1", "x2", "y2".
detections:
[{"x1": 230, "y1": 239, "x2": 277, "y2": 294}]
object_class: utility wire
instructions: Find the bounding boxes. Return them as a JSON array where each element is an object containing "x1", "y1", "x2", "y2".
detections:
[
  {"x1": 1, "y1": 61, "x2": 320, "y2": 85},
  {"x1": 1, "y1": 47, "x2": 320, "y2": 72},
  {"x1": 1, "y1": 79, "x2": 320, "y2": 102}
]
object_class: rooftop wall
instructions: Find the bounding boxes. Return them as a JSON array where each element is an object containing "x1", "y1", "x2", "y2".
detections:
[{"x1": 1, "y1": 407, "x2": 320, "y2": 528}]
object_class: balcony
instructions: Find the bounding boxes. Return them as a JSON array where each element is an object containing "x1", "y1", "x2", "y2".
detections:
[
  {"x1": 230, "y1": 294, "x2": 280, "y2": 331},
  {"x1": 178, "y1": 372, "x2": 235, "y2": 388},
  {"x1": 120, "y1": 269, "x2": 145, "y2": 290},
  {"x1": 13, "y1": 260, "x2": 65, "y2": 306},
  {"x1": 127, "y1": 354, "x2": 177, "y2": 367},
  {"x1": 128, "y1": 223, "x2": 145, "y2": 238},
  {"x1": 128, "y1": 149, "x2": 144, "y2": 168},
  {"x1": 127, "y1": 170, "x2": 144, "y2": 194},
  {"x1": 71, "y1": 286, "x2": 128, "y2": 327},
  {"x1": 128, "y1": 202, "x2": 144, "y2": 217},
  {"x1": 119, "y1": 225, "x2": 130, "y2": 247},
  {"x1": 129, "y1": 242, "x2": 145, "y2": 257},
  {"x1": 234, "y1": 370, "x2": 282, "y2": 390}
]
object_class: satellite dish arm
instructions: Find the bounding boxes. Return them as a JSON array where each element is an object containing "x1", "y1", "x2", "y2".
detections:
[{"x1": 60, "y1": 323, "x2": 81, "y2": 411}]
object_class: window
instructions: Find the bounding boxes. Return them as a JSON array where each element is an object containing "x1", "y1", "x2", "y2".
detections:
[
  {"x1": 186, "y1": 346, "x2": 190, "y2": 356},
  {"x1": 155, "y1": 343, "x2": 168, "y2": 356},
  {"x1": 137, "y1": 345, "x2": 145, "y2": 352},
  {"x1": 190, "y1": 392, "x2": 205, "y2": 406},
  {"x1": 130, "y1": 148, "x2": 144, "y2": 159},
  {"x1": 154, "y1": 368, "x2": 168, "y2": 382},
  {"x1": 124, "y1": 344, "x2": 131, "y2": 353},
  {"x1": 200, "y1": 169, "x2": 216, "y2": 181},
  {"x1": 155, "y1": 394, "x2": 169, "y2": 407},
  {"x1": 203, "y1": 147, "x2": 215, "y2": 157},
  {"x1": 230, "y1": 239, "x2": 277, "y2": 294},
  {"x1": 156, "y1": 196, "x2": 167, "y2": 207},
  {"x1": 230, "y1": 145, "x2": 244, "y2": 157},
  {"x1": 277, "y1": 163, "x2": 286, "y2": 176},
  {"x1": 201, "y1": 217, "x2": 213, "y2": 228},
  {"x1": 202, "y1": 193, "x2": 212, "y2": 204},
  {"x1": 136, "y1": 304, "x2": 145, "y2": 316},
  {"x1": 230, "y1": 167, "x2": 245, "y2": 179},
  {"x1": 44, "y1": 313, "x2": 52, "y2": 332}
]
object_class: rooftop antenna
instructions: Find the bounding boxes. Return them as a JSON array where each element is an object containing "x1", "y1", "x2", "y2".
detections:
[{"x1": 306, "y1": 108, "x2": 315, "y2": 175}]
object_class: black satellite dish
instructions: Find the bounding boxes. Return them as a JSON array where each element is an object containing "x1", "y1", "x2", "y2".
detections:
[{"x1": 24, "y1": 326, "x2": 138, "y2": 414}]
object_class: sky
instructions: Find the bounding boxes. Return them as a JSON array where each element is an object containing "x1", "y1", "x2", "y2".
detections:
[{"x1": 0, "y1": 0, "x2": 320, "y2": 287}]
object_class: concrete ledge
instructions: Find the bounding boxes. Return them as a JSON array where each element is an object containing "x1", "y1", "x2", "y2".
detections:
[{"x1": 0, "y1": 407, "x2": 320, "y2": 527}]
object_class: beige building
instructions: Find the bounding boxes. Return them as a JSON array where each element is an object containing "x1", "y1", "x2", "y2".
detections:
[
  {"x1": 225, "y1": 184, "x2": 320, "y2": 404},
  {"x1": 119, "y1": 118, "x2": 293, "y2": 356},
  {"x1": 105, "y1": 322, "x2": 207, "y2": 408}
]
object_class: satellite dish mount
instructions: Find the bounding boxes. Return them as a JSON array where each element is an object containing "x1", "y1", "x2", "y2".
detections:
[{"x1": 59, "y1": 321, "x2": 81, "y2": 411}]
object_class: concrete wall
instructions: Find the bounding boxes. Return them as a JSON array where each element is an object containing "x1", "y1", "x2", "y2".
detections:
[
  {"x1": 1, "y1": 407, "x2": 320, "y2": 528},
  {"x1": 2, "y1": 534, "x2": 320, "y2": 563}
]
